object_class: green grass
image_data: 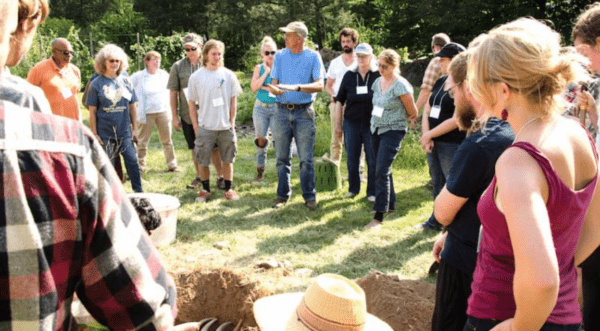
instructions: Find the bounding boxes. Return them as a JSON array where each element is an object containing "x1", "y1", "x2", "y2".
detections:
[{"x1": 79, "y1": 80, "x2": 439, "y2": 293}]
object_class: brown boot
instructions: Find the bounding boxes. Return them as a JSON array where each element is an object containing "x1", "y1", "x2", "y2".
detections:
[{"x1": 253, "y1": 167, "x2": 265, "y2": 183}]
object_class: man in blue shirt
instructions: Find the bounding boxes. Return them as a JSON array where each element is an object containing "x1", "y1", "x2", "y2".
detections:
[{"x1": 269, "y1": 21, "x2": 324, "y2": 209}]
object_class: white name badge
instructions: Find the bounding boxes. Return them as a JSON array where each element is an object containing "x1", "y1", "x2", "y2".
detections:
[
  {"x1": 122, "y1": 89, "x2": 132, "y2": 101},
  {"x1": 372, "y1": 106, "x2": 384, "y2": 117},
  {"x1": 357, "y1": 86, "x2": 368, "y2": 95},
  {"x1": 430, "y1": 105, "x2": 441, "y2": 119},
  {"x1": 61, "y1": 88, "x2": 73, "y2": 99},
  {"x1": 182, "y1": 88, "x2": 189, "y2": 100},
  {"x1": 212, "y1": 97, "x2": 225, "y2": 107},
  {"x1": 268, "y1": 92, "x2": 276, "y2": 98}
]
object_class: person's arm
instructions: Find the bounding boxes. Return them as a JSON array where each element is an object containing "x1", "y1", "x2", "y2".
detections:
[
  {"x1": 188, "y1": 100, "x2": 199, "y2": 134},
  {"x1": 334, "y1": 101, "x2": 343, "y2": 136},
  {"x1": 433, "y1": 186, "x2": 469, "y2": 226},
  {"x1": 230, "y1": 96, "x2": 237, "y2": 127},
  {"x1": 576, "y1": 173, "x2": 600, "y2": 266},
  {"x1": 26, "y1": 66, "x2": 41, "y2": 86},
  {"x1": 325, "y1": 77, "x2": 335, "y2": 99},
  {"x1": 489, "y1": 148, "x2": 558, "y2": 331},
  {"x1": 129, "y1": 102, "x2": 138, "y2": 141},
  {"x1": 432, "y1": 231, "x2": 448, "y2": 263},
  {"x1": 420, "y1": 103, "x2": 433, "y2": 152},
  {"x1": 170, "y1": 90, "x2": 181, "y2": 130},
  {"x1": 399, "y1": 93, "x2": 418, "y2": 120},
  {"x1": 416, "y1": 88, "x2": 432, "y2": 112},
  {"x1": 250, "y1": 64, "x2": 273, "y2": 93},
  {"x1": 88, "y1": 105, "x2": 99, "y2": 140},
  {"x1": 79, "y1": 131, "x2": 176, "y2": 330},
  {"x1": 421, "y1": 118, "x2": 459, "y2": 147},
  {"x1": 276, "y1": 79, "x2": 325, "y2": 94}
]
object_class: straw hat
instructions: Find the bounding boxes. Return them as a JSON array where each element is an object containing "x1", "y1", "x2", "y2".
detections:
[{"x1": 253, "y1": 274, "x2": 392, "y2": 331}]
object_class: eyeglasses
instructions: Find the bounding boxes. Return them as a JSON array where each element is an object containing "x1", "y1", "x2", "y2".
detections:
[
  {"x1": 56, "y1": 50, "x2": 74, "y2": 56},
  {"x1": 357, "y1": 54, "x2": 370, "y2": 59},
  {"x1": 378, "y1": 63, "x2": 389, "y2": 70},
  {"x1": 107, "y1": 59, "x2": 120, "y2": 63},
  {"x1": 185, "y1": 47, "x2": 198, "y2": 52},
  {"x1": 264, "y1": 51, "x2": 276, "y2": 56}
]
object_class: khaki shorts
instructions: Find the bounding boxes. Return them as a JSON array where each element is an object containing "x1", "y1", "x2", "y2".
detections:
[{"x1": 194, "y1": 127, "x2": 237, "y2": 166}]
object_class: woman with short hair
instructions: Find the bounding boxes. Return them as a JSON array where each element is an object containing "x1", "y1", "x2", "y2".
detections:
[{"x1": 86, "y1": 44, "x2": 143, "y2": 192}]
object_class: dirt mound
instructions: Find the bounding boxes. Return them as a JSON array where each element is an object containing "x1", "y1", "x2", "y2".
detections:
[
  {"x1": 173, "y1": 267, "x2": 273, "y2": 330},
  {"x1": 356, "y1": 271, "x2": 435, "y2": 331}
]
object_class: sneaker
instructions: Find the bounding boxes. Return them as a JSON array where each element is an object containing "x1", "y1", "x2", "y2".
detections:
[
  {"x1": 224, "y1": 190, "x2": 239, "y2": 201},
  {"x1": 196, "y1": 190, "x2": 212, "y2": 203},
  {"x1": 272, "y1": 198, "x2": 287, "y2": 209},
  {"x1": 344, "y1": 192, "x2": 357, "y2": 199},
  {"x1": 168, "y1": 166, "x2": 180, "y2": 172},
  {"x1": 304, "y1": 200, "x2": 318, "y2": 210},
  {"x1": 187, "y1": 177, "x2": 202, "y2": 189},
  {"x1": 413, "y1": 220, "x2": 443, "y2": 231},
  {"x1": 364, "y1": 219, "x2": 382, "y2": 230},
  {"x1": 216, "y1": 176, "x2": 226, "y2": 190},
  {"x1": 367, "y1": 196, "x2": 376, "y2": 203}
]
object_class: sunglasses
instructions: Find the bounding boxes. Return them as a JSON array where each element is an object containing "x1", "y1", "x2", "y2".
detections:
[
  {"x1": 378, "y1": 63, "x2": 389, "y2": 70},
  {"x1": 185, "y1": 47, "x2": 198, "y2": 52},
  {"x1": 56, "y1": 50, "x2": 74, "y2": 56},
  {"x1": 107, "y1": 59, "x2": 120, "y2": 63},
  {"x1": 264, "y1": 51, "x2": 276, "y2": 56}
]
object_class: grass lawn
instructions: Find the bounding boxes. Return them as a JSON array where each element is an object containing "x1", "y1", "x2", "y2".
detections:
[{"x1": 80, "y1": 86, "x2": 440, "y2": 294}]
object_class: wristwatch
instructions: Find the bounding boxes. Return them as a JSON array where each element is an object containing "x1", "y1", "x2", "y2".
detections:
[{"x1": 297, "y1": 85, "x2": 301, "y2": 92}]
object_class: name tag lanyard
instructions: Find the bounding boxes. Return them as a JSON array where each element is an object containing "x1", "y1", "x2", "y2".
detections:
[
  {"x1": 356, "y1": 72, "x2": 370, "y2": 94},
  {"x1": 431, "y1": 84, "x2": 448, "y2": 113}
]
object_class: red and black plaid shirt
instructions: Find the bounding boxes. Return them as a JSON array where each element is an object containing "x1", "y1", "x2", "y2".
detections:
[{"x1": 0, "y1": 101, "x2": 176, "y2": 330}]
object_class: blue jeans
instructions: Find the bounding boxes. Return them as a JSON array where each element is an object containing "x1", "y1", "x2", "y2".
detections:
[
  {"x1": 425, "y1": 140, "x2": 460, "y2": 226},
  {"x1": 253, "y1": 100, "x2": 277, "y2": 168},
  {"x1": 372, "y1": 129, "x2": 405, "y2": 213},
  {"x1": 463, "y1": 316, "x2": 580, "y2": 331},
  {"x1": 102, "y1": 137, "x2": 143, "y2": 192},
  {"x1": 343, "y1": 119, "x2": 375, "y2": 197},
  {"x1": 272, "y1": 104, "x2": 316, "y2": 202}
]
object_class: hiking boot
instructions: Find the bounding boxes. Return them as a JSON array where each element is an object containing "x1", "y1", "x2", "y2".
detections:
[
  {"x1": 253, "y1": 167, "x2": 265, "y2": 183},
  {"x1": 187, "y1": 177, "x2": 202, "y2": 189},
  {"x1": 364, "y1": 219, "x2": 382, "y2": 230},
  {"x1": 216, "y1": 176, "x2": 226, "y2": 190},
  {"x1": 304, "y1": 200, "x2": 318, "y2": 210},
  {"x1": 272, "y1": 198, "x2": 287, "y2": 209},
  {"x1": 196, "y1": 190, "x2": 212, "y2": 203},
  {"x1": 224, "y1": 190, "x2": 239, "y2": 201}
]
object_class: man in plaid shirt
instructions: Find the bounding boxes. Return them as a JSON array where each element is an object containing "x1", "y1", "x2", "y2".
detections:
[
  {"x1": 415, "y1": 33, "x2": 450, "y2": 111},
  {"x1": 0, "y1": 1, "x2": 177, "y2": 329}
]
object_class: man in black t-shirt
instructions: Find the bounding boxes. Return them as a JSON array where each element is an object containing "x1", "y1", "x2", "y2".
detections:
[{"x1": 429, "y1": 53, "x2": 515, "y2": 331}]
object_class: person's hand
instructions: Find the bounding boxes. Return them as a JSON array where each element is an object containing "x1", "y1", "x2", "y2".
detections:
[
  {"x1": 334, "y1": 123, "x2": 343, "y2": 137},
  {"x1": 432, "y1": 232, "x2": 447, "y2": 263},
  {"x1": 267, "y1": 83, "x2": 286, "y2": 96},
  {"x1": 410, "y1": 118, "x2": 417, "y2": 130},
  {"x1": 490, "y1": 318, "x2": 514, "y2": 331},
  {"x1": 423, "y1": 141, "x2": 434, "y2": 153},
  {"x1": 132, "y1": 131, "x2": 139, "y2": 144},
  {"x1": 172, "y1": 117, "x2": 182, "y2": 131},
  {"x1": 420, "y1": 131, "x2": 432, "y2": 148}
]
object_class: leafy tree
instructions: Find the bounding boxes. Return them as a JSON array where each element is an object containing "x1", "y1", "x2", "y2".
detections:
[{"x1": 49, "y1": 0, "x2": 116, "y2": 27}]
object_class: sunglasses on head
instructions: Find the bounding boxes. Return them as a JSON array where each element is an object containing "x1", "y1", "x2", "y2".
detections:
[
  {"x1": 264, "y1": 51, "x2": 276, "y2": 56},
  {"x1": 185, "y1": 47, "x2": 198, "y2": 52},
  {"x1": 108, "y1": 59, "x2": 120, "y2": 63}
]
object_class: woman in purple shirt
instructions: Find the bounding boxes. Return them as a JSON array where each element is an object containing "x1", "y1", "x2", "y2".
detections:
[{"x1": 464, "y1": 18, "x2": 598, "y2": 331}]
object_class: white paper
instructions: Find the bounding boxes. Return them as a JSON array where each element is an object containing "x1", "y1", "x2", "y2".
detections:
[
  {"x1": 372, "y1": 106, "x2": 384, "y2": 117},
  {"x1": 122, "y1": 89, "x2": 132, "y2": 101},
  {"x1": 212, "y1": 97, "x2": 225, "y2": 107},
  {"x1": 357, "y1": 86, "x2": 368, "y2": 95},
  {"x1": 182, "y1": 88, "x2": 189, "y2": 100},
  {"x1": 268, "y1": 92, "x2": 276, "y2": 98},
  {"x1": 430, "y1": 105, "x2": 441, "y2": 119},
  {"x1": 61, "y1": 88, "x2": 73, "y2": 99}
]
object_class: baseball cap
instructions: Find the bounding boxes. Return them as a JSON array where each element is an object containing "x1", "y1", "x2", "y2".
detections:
[
  {"x1": 279, "y1": 22, "x2": 308, "y2": 39},
  {"x1": 436, "y1": 42, "x2": 466, "y2": 59},
  {"x1": 183, "y1": 33, "x2": 202, "y2": 46},
  {"x1": 355, "y1": 43, "x2": 373, "y2": 56}
]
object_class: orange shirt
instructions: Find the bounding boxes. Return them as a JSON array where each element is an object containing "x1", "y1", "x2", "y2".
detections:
[{"x1": 27, "y1": 57, "x2": 81, "y2": 120}]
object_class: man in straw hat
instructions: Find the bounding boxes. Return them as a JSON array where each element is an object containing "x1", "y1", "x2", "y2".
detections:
[
  {"x1": 254, "y1": 273, "x2": 392, "y2": 330},
  {"x1": 268, "y1": 21, "x2": 325, "y2": 210}
]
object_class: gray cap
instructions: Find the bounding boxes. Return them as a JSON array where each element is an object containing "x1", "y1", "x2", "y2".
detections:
[
  {"x1": 279, "y1": 21, "x2": 308, "y2": 38},
  {"x1": 355, "y1": 43, "x2": 373, "y2": 56},
  {"x1": 183, "y1": 33, "x2": 202, "y2": 46}
]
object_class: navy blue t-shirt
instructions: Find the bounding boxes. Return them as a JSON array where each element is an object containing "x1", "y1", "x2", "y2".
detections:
[
  {"x1": 441, "y1": 118, "x2": 514, "y2": 275},
  {"x1": 86, "y1": 75, "x2": 137, "y2": 139},
  {"x1": 336, "y1": 69, "x2": 380, "y2": 123}
]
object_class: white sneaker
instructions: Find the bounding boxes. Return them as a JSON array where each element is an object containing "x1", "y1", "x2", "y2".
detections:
[{"x1": 367, "y1": 196, "x2": 376, "y2": 203}]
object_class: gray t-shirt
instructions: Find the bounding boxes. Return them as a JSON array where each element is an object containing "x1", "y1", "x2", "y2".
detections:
[
  {"x1": 187, "y1": 67, "x2": 242, "y2": 131},
  {"x1": 167, "y1": 57, "x2": 201, "y2": 124}
]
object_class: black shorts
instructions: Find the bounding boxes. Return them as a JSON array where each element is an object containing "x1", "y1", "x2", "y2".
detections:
[
  {"x1": 581, "y1": 245, "x2": 600, "y2": 331},
  {"x1": 432, "y1": 259, "x2": 472, "y2": 331},
  {"x1": 181, "y1": 118, "x2": 196, "y2": 150}
]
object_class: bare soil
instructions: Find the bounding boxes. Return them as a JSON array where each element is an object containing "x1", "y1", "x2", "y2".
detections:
[{"x1": 172, "y1": 268, "x2": 435, "y2": 331}]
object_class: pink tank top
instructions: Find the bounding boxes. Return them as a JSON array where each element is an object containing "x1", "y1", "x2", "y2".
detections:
[{"x1": 468, "y1": 138, "x2": 598, "y2": 325}]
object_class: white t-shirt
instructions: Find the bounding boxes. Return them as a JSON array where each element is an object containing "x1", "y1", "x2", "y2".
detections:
[
  {"x1": 130, "y1": 69, "x2": 170, "y2": 123},
  {"x1": 327, "y1": 55, "x2": 357, "y2": 97},
  {"x1": 187, "y1": 67, "x2": 242, "y2": 131}
]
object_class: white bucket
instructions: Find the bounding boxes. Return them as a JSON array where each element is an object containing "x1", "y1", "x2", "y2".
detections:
[{"x1": 127, "y1": 192, "x2": 181, "y2": 247}]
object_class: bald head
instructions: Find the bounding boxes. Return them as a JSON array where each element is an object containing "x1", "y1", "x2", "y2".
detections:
[
  {"x1": 52, "y1": 37, "x2": 74, "y2": 67},
  {"x1": 0, "y1": 1, "x2": 19, "y2": 72}
]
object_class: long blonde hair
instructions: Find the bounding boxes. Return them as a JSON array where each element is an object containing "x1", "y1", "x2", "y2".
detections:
[{"x1": 467, "y1": 18, "x2": 589, "y2": 115}]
